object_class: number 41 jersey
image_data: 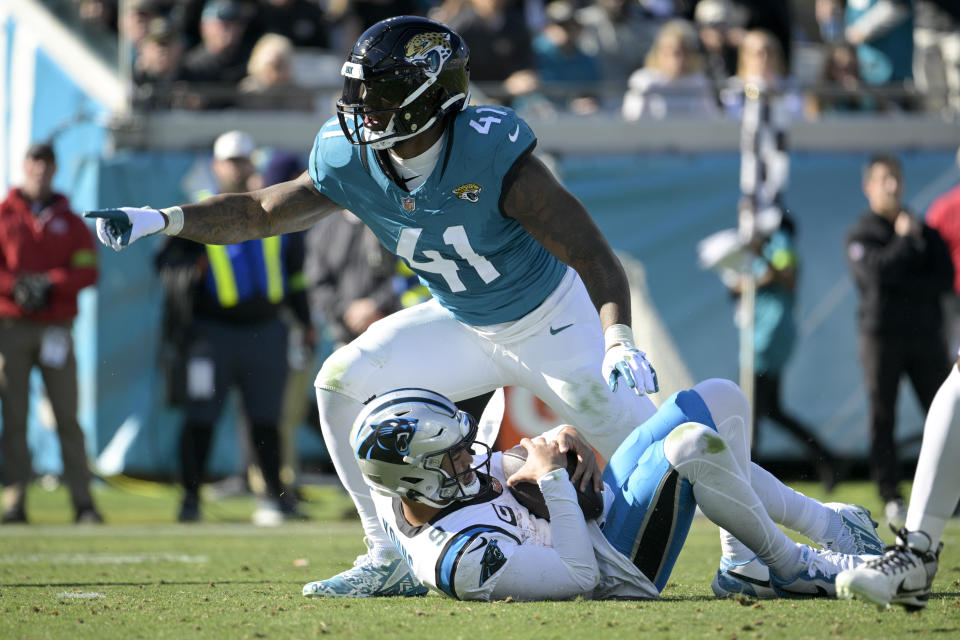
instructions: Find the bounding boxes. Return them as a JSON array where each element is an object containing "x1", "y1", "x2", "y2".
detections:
[{"x1": 308, "y1": 106, "x2": 567, "y2": 326}]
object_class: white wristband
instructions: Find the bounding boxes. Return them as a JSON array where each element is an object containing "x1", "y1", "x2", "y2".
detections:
[
  {"x1": 160, "y1": 206, "x2": 184, "y2": 236},
  {"x1": 604, "y1": 324, "x2": 634, "y2": 351}
]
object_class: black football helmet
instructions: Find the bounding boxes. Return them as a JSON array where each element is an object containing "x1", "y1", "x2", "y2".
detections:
[{"x1": 337, "y1": 16, "x2": 470, "y2": 150}]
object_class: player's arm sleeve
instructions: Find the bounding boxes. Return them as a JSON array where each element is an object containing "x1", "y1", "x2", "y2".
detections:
[{"x1": 489, "y1": 469, "x2": 599, "y2": 601}]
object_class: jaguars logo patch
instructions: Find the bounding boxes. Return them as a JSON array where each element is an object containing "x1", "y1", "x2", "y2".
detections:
[
  {"x1": 404, "y1": 32, "x2": 452, "y2": 74},
  {"x1": 453, "y1": 184, "x2": 481, "y2": 203}
]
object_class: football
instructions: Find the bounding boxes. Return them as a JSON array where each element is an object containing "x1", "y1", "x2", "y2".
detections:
[{"x1": 500, "y1": 445, "x2": 604, "y2": 521}]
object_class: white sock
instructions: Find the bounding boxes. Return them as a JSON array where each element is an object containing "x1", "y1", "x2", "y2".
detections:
[
  {"x1": 694, "y1": 379, "x2": 755, "y2": 563},
  {"x1": 905, "y1": 364, "x2": 960, "y2": 550},
  {"x1": 749, "y1": 462, "x2": 833, "y2": 541},
  {"x1": 663, "y1": 421, "x2": 802, "y2": 577},
  {"x1": 316, "y1": 387, "x2": 396, "y2": 561}
]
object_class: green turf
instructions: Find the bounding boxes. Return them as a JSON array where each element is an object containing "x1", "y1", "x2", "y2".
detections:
[{"x1": 1, "y1": 480, "x2": 958, "y2": 639}]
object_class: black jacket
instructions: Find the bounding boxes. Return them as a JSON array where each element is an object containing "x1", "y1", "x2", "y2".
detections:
[
  {"x1": 304, "y1": 212, "x2": 400, "y2": 345},
  {"x1": 845, "y1": 210, "x2": 954, "y2": 335}
]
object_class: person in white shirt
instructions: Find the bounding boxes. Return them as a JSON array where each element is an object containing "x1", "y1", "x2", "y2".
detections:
[
  {"x1": 304, "y1": 381, "x2": 885, "y2": 601},
  {"x1": 621, "y1": 19, "x2": 721, "y2": 121}
]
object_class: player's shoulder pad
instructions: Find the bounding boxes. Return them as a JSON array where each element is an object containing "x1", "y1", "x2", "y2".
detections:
[
  {"x1": 308, "y1": 117, "x2": 356, "y2": 184},
  {"x1": 458, "y1": 105, "x2": 536, "y2": 151},
  {"x1": 439, "y1": 525, "x2": 520, "y2": 600}
]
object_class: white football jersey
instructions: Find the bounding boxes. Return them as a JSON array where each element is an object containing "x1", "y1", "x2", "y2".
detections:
[{"x1": 371, "y1": 452, "x2": 658, "y2": 601}]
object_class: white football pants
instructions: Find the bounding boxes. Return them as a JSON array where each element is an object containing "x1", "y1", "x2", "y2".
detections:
[{"x1": 315, "y1": 268, "x2": 657, "y2": 557}]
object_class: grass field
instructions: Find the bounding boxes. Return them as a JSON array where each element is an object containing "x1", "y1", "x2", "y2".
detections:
[{"x1": 1, "y1": 479, "x2": 958, "y2": 639}]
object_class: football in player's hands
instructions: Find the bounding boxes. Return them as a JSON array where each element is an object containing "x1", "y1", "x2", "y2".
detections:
[{"x1": 500, "y1": 445, "x2": 603, "y2": 521}]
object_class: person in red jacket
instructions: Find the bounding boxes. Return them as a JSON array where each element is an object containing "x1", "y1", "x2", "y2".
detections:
[
  {"x1": 0, "y1": 143, "x2": 102, "y2": 524},
  {"x1": 926, "y1": 147, "x2": 960, "y2": 354}
]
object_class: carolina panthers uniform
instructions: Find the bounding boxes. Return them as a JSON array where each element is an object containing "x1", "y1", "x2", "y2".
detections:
[
  {"x1": 370, "y1": 390, "x2": 715, "y2": 601},
  {"x1": 371, "y1": 451, "x2": 658, "y2": 601},
  {"x1": 310, "y1": 107, "x2": 656, "y2": 460}
]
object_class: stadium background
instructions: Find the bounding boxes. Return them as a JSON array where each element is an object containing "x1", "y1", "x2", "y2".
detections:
[{"x1": 2, "y1": 0, "x2": 959, "y2": 480}]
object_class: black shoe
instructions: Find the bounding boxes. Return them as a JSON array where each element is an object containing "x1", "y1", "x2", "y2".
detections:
[
  {"x1": 279, "y1": 496, "x2": 310, "y2": 521},
  {"x1": 816, "y1": 459, "x2": 839, "y2": 493},
  {"x1": 1, "y1": 508, "x2": 26, "y2": 524},
  {"x1": 75, "y1": 507, "x2": 104, "y2": 524},
  {"x1": 178, "y1": 495, "x2": 200, "y2": 523}
]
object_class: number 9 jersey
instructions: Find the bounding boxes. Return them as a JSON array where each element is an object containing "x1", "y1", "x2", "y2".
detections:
[{"x1": 308, "y1": 106, "x2": 567, "y2": 326}]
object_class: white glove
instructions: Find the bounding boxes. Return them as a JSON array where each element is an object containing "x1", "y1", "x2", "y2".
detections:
[
  {"x1": 602, "y1": 324, "x2": 659, "y2": 396},
  {"x1": 84, "y1": 207, "x2": 167, "y2": 251}
]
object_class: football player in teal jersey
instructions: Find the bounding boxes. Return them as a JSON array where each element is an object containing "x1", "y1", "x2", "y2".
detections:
[{"x1": 88, "y1": 16, "x2": 661, "y2": 597}]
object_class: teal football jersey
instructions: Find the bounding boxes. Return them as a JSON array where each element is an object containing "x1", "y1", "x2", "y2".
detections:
[{"x1": 308, "y1": 106, "x2": 567, "y2": 326}]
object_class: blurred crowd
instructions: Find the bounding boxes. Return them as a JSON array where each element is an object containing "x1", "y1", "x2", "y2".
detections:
[{"x1": 58, "y1": 0, "x2": 960, "y2": 118}]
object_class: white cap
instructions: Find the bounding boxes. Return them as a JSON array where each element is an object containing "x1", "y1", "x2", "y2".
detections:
[{"x1": 213, "y1": 130, "x2": 255, "y2": 160}]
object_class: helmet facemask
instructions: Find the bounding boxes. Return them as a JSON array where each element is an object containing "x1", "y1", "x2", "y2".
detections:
[
  {"x1": 336, "y1": 20, "x2": 470, "y2": 150},
  {"x1": 411, "y1": 412, "x2": 491, "y2": 507}
]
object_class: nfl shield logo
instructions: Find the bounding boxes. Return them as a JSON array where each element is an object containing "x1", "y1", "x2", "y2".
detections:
[{"x1": 402, "y1": 196, "x2": 416, "y2": 212}]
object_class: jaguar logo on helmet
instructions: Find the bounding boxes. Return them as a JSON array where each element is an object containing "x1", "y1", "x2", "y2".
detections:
[
  {"x1": 356, "y1": 417, "x2": 419, "y2": 464},
  {"x1": 453, "y1": 184, "x2": 481, "y2": 203},
  {"x1": 404, "y1": 32, "x2": 453, "y2": 75}
]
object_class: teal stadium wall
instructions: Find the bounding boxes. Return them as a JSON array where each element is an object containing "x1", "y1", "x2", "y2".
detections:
[{"x1": 72, "y1": 149, "x2": 958, "y2": 476}]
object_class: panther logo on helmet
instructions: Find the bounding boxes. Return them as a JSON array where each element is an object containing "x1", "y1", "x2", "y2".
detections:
[
  {"x1": 453, "y1": 183, "x2": 481, "y2": 203},
  {"x1": 356, "y1": 417, "x2": 418, "y2": 464},
  {"x1": 403, "y1": 32, "x2": 453, "y2": 74}
]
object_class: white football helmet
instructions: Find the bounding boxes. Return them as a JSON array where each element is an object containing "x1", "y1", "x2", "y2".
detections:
[{"x1": 351, "y1": 388, "x2": 491, "y2": 508}]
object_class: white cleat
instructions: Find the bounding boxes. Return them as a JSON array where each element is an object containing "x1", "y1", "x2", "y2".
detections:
[
  {"x1": 820, "y1": 503, "x2": 884, "y2": 556},
  {"x1": 770, "y1": 544, "x2": 865, "y2": 598},
  {"x1": 711, "y1": 556, "x2": 777, "y2": 599},
  {"x1": 836, "y1": 529, "x2": 941, "y2": 611},
  {"x1": 302, "y1": 553, "x2": 428, "y2": 598}
]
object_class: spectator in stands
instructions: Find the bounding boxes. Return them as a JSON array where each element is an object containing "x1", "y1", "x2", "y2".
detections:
[
  {"x1": 156, "y1": 131, "x2": 310, "y2": 525},
  {"x1": 805, "y1": 43, "x2": 879, "y2": 117},
  {"x1": 0, "y1": 143, "x2": 102, "y2": 525},
  {"x1": 255, "y1": 0, "x2": 332, "y2": 49},
  {"x1": 694, "y1": 0, "x2": 749, "y2": 90},
  {"x1": 120, "y1": 0, "x2": 164, "y2": 51},
  {"x1": 814, "y1": 0, "x2": 845, "y2": 43},
  {"x1": 844, "y1": 0, "x2": 914, "y2": 93},
  {"x1": 183, "y1": 0, "x2": 253, "y2": 106},
  {"x1": 621, "y1": 18, "x2": 721, "y2": 121},
  {"x1": 738, "y1": 0, "x2": 793, "y2": 71},
  {"x1": 925, "y1": 146, "x2": 960, "y2": 354},
  {"x1": 528, "y1": 1, "x2": 602, "y2": 116},
  {"x1": 133, "y1": 18, "x2": 191, "y2": 111},
  {"x1": 720, "y1": 28, "x2": 803, "y2": 120},
  {"x1": 575, "y1": 0, "x2": 661, "y2": 89},
  {"x1": 438, "y1": 0, "x2": 537, "y2": 105},
  {"x1": 913, "y1": 0, "x2": 960, "y2": 113},
  {"x1": 350, "y1": 0, "x2": 423, "y2": 33},
  {"x1": 238, "y1": 34, "x2": 314, "y2": 111},
  {"x1": 845, "y1": 153, "x2": 954, "y2": 526},
  {"x1": 75, "y1": 0, "x2": 118, "y2": 34}
]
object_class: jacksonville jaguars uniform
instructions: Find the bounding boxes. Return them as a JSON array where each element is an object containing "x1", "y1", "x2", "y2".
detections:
[
  {"x1": 309, "y1": 106, "x2": 656, "y2": 459},
  {"x1": 370, "y1": 390, "x2": 715, "y2": 601}
]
